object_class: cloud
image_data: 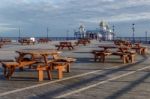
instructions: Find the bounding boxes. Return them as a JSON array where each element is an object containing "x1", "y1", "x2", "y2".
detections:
[
  {"x1": 0, "y1": 0, "x2": 150, "y2": 36},
  {"x1": 79, "y1": 12, "x2": 150, "y2": 23},
  {"x1": 0, "y1": 26, "x2": 17, "y2": 32}
]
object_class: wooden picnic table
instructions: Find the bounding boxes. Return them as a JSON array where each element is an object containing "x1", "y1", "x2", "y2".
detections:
[
  {"x1": 55, "y1": 42, "x2": 74, "y2": 50},
  {"x1": 16, "y1": 49, "x2": 61, "y2": 65},
  {"x1": 0, "y1": 38, "x2": 11, "y2": 44},
  {"x1": 93, "y1": 46, "x2": 136, "y2": 63},
  {"x1": 0, "y1": 43, "x2": 3, "y2": 48},
  {"x1": 16, "y1": 49, "x2": 76, "y2": 80},
  {"x1": 18, "y1": 39, "x2": 35, "y2": 45},
  {"x1": 1, "y1": 49, "x2": 76, "y2": 81},
  {"x1": 132, "y1": 44, "x2": 147, "y2": 55},
  {"x1": 98, "y1": 45, "x2": 117, "y2": 51},
  {"x1": 75, "y1": 39, "x2": 90, "y2": 46},
  {"x1": 1, "y1": 49, "x2": 61, "y2": 81},
  {"x1": 134, "y1": 43, "x2": 141, "y2": 47},
  {"x1": 38, "y1": 38, "x2": 50, "y2": 43}
]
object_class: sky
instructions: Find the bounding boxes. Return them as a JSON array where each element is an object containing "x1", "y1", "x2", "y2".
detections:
[{"x1": 0, "y1": 0, "x2": 150, "y2": 37}]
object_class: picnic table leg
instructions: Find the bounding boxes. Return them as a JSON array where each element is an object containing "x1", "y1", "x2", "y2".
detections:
[
  {"x1": 130, "y1": 54, "x2": 135, "y2": 63},
  {"x1": 122, "y1": 55, "x2": 127, "y2": 64},
  {"x1": 102, "y1": 54, "x2": 105, "y2": 63},
  {"x1": 66, "y1": 63, "x2": 70, "y2": 73},
  {"x1": 68, "y1": 47, "x2": 71, "y2": 50},
  {"x1": 94, "y1": 54, "x2": 97, "y2": 62},
  {"x1": 84, "y1": 43, "x2": 86, "y2": 46},
  {"x1": 99, "y1": 56, "x2": 101, "y2": 61},
  {"x1": 19, "y1": 67, "x2": 24, "y2": 71},
  {"x1": 6, "y1": 67, "x2": 15, "y2": 80},
  {"x1": 38, "y1": 70, "x2": 44, "y2": 81},
  {"x1": 57, "y1": 46, "x2": 60, "y2": 50},
  {"x1": 56, "y1": 65, "x2": 64, "y2": 79},
  {"x1": 125, "y1": 56, "x2": 129, "y2": 63},
  {"x1": 71, "y1": 46, "x2": 74, "y2": 49},
  {"x1": 142, "y1": 48, "x2": 147, "y2": 55},
  {"x1": 46, "y1": 70, "x2": 52, "y2": 80},
  {"x1": 3, "y1": 67, "x2": 7, "y2": 77}
]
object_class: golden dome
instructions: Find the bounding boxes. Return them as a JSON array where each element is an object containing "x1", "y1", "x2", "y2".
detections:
[{"x1": 99, "y1": 21, "x2": 109, "y2": 30}]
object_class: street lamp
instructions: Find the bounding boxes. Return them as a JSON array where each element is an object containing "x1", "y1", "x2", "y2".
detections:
[
  {"x1": 66, "y1": 30, "x2": 69, "y2": 40},
  {"x1": 132, "y1": 23, "x2": 135, "y2": 43},
  {"x1": 46, "y1": 27, "x2": 49, "y2": 40},
  {"x1": 145, "y1": 31, "x2": 148, "y2": 43},
  {"x1": 112, "y1": 25, "x2": 115, "y2": 40},
  {"x1": 18, "y1": 27, "x2": 21, "y2": 40}
]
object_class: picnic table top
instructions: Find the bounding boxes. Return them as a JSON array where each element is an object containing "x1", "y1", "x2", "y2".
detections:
[
  {"x1": 16, "y1": 49, "x2": 61, "y2": 55},
  {"x1": 98, "y1": 45, "x2": 117, "y2": 48},
  {"x1": 59, "y1": 41, "x2": 72, "y2": 43}
]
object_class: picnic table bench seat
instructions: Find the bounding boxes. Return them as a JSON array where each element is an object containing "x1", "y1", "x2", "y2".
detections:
[
  {"x1": 116, "y1": 47, "x2": 136, "y2": 63},
  {"x1": 111, "y1": 52, "x2": 129, "y2": 64},
  {"x1": 52, "y1": 56, "x2": 76, "y2": 71},
  {"x1": 1, "y1": 60, "x2": 36, "y2": 79},
  {"x1": 51, "y1": 62, "x2": 69, "y2": 79},
  {"x1": 132, "y1": 46, "x2": 147, "y2": 55},
  {"x1": 50, "y1": 55, "x2": 76, "y2": 79}
]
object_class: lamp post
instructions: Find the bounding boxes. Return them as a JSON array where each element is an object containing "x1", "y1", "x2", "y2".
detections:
[
  {"x1": 145, "y1": 31, "x2": 148, "y2": 43},
  {"x1": 73, "y1": 29, "x2": 76, "y2": 40},
  {"x1": 18, "y1": 27, "x2": 21, "y2": 40},
  {"x1": 66, "y1": 30, "x2": 69, "y2": 40},
  {"x1": 112, "y1": 25, "x2": 115, "y2": 40},
  {"x1": 132, "y1": 23, "x2": 135, "y2": 43},
  {"x1": 46, "y1": 27, "x2": 49, "y2": 40}
]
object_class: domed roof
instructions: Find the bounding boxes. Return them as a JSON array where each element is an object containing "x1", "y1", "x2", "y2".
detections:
[
  {"x1": 79, "y1": 24, "x2": 84, "y2": 29},
  {"x1": 99, "y1": 21, "x2": 110, "y2": 30},
  {"x1": 99, "y1": 21, "x2": 108, "y2": 27}
]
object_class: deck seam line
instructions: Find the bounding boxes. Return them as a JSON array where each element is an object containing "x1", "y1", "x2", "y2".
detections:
[
  {"x1": 55, "y1": 65, "x2": 150, "y2": 98},
  {"x1": 0, "y1": 64, "x2": 127, "y2": 97}
]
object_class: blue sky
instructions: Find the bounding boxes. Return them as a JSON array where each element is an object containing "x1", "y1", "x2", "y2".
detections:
[{"x1": 0, "y1": 0, "x2": 150, "y2": 37}]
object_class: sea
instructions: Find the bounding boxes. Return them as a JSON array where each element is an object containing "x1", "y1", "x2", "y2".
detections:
[
  {"x1": 0, "y1": 37, "x2": 76, "y2": 42},
  {"x1": 0, "y1": 37, "x2": 150, "y2": 44},
  {"x1": 116, "y1": 37, "x2": 150, "y2": 43}
]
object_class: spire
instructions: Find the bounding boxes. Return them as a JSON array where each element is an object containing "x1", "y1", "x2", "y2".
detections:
[
  {"x1": 79, "y1": 24, "x2": 86, "y2": 33},
  {"x1": 99, "y1": 21, "x2": 110, "y2": 31}
]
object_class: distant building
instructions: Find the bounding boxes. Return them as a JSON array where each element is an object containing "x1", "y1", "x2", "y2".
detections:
[
  {"x1": 74, "y1": 21, "x2": 115, "y2": 40},
  {"x1": 74, "y1": 24, "x2": 86, "y2": 39}
]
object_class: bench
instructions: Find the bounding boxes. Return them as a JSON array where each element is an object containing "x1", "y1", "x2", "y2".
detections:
[
  {"x1": 132, "y1": 46, "x2": 147, "y2": 55},
  {"x1": 1, "y1": 60, "x2": 36, "y2": 79},
  {"x1": 51, "y1": 54, "x2": 76, "y2": 79},
  {"x1": 51, "y1": 62, "x2": 68, "y2": 79},
  {"x1": 117, "y1": 47, "x2": 136, "y2": 63},
  {"x1": 112, "y1": 52, "x2": 129, "y2": 64},
  {"x1": 55, "y1": 42, "x2": 74, "y2": 50}
]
